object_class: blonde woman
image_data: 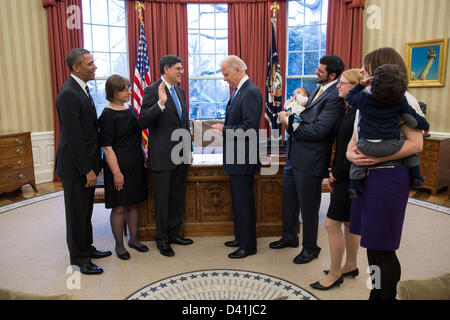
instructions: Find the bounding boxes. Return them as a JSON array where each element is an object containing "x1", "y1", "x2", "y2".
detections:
[{"x1": 310, "y1": 69, "x2": 362, "y2": 290}]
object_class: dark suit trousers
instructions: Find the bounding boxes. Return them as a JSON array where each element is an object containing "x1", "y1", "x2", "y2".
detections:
[
  {"x1": 281, "y1": 163, "x2": 300, "y2": 242},
  {"x1": 292, "y1": 168, "x2": 322, "y2": 253},
  {"x1": 151, "y1": 165, "x2": 188, "y2": 241},
  {"x1": 61, "y1": 178, "x2": 95, "y2": 266},
  {"x1": 229, "y1": 175, "x2": 257, "y2": 250}
]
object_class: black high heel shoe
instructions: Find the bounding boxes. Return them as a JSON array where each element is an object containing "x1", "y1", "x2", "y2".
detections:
[
  {"x1": 310, "y1": 276, "x2": 344, "y2": 290},
  {"x1": 323, "y1": 268, "x2": 359, "y2": 278}
]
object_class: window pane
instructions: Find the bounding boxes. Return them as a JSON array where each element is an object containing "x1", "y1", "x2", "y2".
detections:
[
  {"x1": 92, "y1": 25, "x2": 109, "y2": 52},
  {"x1": 197, "y1": 54, "x2": 216, "y2": 77},
  {"x1": 199, "y1": 5, "x2": 215, "y2": 29},
  {"x1": 216, "y1": 5, "x2": 227, "y2": 29},
  {"x1": 288, "y1": 26, "x2": 303, "y2": 51},
  {"x1": 188, "y1": 5, "x2": 199, "y2": 29},
  {"x1": 91, "y1": 0, "x2": 108, "y2": 25},
  {"x1": 199, "y1": 30, "x2": 215, "y2": 54},
  {"x1": 93, "y1": 52, "x2": 110, "y2": 78},
  {"x1": 109, "y1": 26, "x2": 126, "y2": 52},
  {"x1": 216, "y1": 79, "x2": 229, "y2": 104},
  {"x1": 320, "y1": 24, "x2": 327, "y2": 50},
  {"x1": 321, "y1": 0, "x2": 328, "y2": 22},
  {"x1": 84, "y1": 24, "x2": 92, "y2": 51},
  {"x1": 304, "y1": 51, "x2": 318, "y2": 75},
  {"x1": 216, "y1": 30, "x2": 227, "y2": 54},
  {"x1": 304, "y1": 25, "x2": 319, "y2": 50},
  {"x1": 302, "y1": 78, "x2": 319, "y2": 93},
  {"x1": 82, "y1": 0, "x2": 91, "y2": 24},
  {"x1": 109, "y1": 0, "x2": 125, "y2": 26},
  {"x1": 288, "y1": 1, "x2": 304, "y2": 26},
  {"x1": 215, "y1": 54, "x2": 227, "y2": 76},
  {"x1": 188, "y1": 33, "x2": 200, "y2": 55},
  {"x1": 286, "y1": 79, "x2": 301, "y2": 100},
  {"x1": 110, "y1": 53, "x2": 128, "y2": 76},
  {"x1": 305, "y1": 0, "x2": 321, "y2": 25},
  {"x1": 288, "y1": 52, "x2": 303, "y2": 76}
]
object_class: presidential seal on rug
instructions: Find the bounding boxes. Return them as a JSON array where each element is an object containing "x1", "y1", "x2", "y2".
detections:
[{"x1": 126, "y1": 269, "x2": 318, "y2": 300}]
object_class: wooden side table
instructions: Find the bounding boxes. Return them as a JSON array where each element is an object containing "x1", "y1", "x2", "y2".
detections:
[
  {"x1": 0, "y1": 131, "x2": 38, "y2": 193},
  {"x1": 419, "y1": 136, "x2": 450, "y2": 196}
]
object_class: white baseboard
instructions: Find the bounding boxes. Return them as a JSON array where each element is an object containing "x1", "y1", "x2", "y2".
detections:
[{"x1": 31, "y1": 131, "x2": 55, "y2": 184}]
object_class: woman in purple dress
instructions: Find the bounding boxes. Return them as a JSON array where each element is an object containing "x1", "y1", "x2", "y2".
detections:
[{"x1": 346, "y1": 47, "x2": 425, "y2": 300}]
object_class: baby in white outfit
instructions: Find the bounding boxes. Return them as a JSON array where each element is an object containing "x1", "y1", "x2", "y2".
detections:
[{"x1": 284, "y1": 88, "x2": 309, "y2": 116}]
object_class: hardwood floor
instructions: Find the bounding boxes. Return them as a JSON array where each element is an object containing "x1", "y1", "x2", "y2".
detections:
[
  {"x1": 1, "y1": 181, "x2": 449, "y2": 208},
  {"x1": 0, "y1": 181, "x2": 63, "y2": 207}
]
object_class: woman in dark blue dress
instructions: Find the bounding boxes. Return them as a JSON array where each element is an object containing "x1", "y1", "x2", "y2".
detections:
[{"x1": 99, "y1": 75, "x2": 148, "y2": 260}]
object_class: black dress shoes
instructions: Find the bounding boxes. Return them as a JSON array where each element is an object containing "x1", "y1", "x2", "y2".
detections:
[
  {"x1": 116, "y1": 251, "x2": 130, "y2": 260},
  {"x1": 156, "y1": 240, "x2": 174, "y2": 257},
  {"x1": 228, "y1": 248, "x2": 257, "y2": 259},
  {"x1": 90, "y1": 249, "x2": 112, "y2": 259},
  {"x1": 128, "y1": 242, "x2": 149, "y2": 252},
  {"x1": 169, "y1": 236, "x2": 193, "y2": 246},
  {"x1": 310, "y1": 276, "x2": 344, "y2": 290},
  {"x1": 269, "y1": 238, "x2": 299, "y2": 249},
  {"x1": 78, "y1": 262, "x2": 103, "y2": 275},
  {"x1": 224, "y1": 240, "x2": 240, "y2": 247},
  {"x1": 323, "y1": 268, "x2": 359, "y2": 278},
  {"x1": 293, "y1": 248, "x2": 320, "y2": 264}
]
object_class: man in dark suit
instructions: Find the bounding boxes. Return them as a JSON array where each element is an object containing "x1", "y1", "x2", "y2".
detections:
[
  {"x1": 139, "y1": 55, "x2": 193, "y2": 257},
  {"x1": 273, "y1": 55, "x2": 345, "y2": 264},
  {"x1": 213, "y1": 55, "x2": 262, "y2": 259},
  {"x1": 56, "y1": 48, "x2": 111, "y2": 275}
]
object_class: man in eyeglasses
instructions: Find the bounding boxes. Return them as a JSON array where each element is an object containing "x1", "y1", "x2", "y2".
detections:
[{"x1": 139, "y1": 55, "x2": 193, "y2": 257}]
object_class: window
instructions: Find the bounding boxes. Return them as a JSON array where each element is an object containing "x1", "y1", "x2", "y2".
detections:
[
  {"x1": 82, "y1": 0, "x2": 128, "y2": 116},
  {"x1": 188, "y1": 4, "x2": 228, "y2": 120},
  {"x1": 286, "y1": 0, "x2": 327, "y2": 99}
]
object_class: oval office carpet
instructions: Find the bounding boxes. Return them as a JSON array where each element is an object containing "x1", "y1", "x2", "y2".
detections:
[{"x1": 0, "y1": 192, "x2": 449, "y2": 300}]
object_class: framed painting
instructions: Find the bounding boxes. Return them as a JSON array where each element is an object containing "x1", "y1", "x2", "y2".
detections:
[{"x1": 405, "y1": 38, "x2": 448, "y2": 87}]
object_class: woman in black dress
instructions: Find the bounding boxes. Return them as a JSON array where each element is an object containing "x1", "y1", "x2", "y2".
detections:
[
  {"x1": 99, "y1": 75, "x2": 148, "y2": 260},
  {"x1": 310, "y1": 69, "x2": 362, "y2": 290}
]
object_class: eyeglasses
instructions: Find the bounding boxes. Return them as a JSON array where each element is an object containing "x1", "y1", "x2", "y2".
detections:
[
  {"x1": 174, "y1": 67, "x2": 184, "y2": 72},
  {"x1": 337, "y1": 80, "x2": 355, "y2": 85}
]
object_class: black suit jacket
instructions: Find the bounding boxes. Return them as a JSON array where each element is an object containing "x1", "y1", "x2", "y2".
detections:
[
  {"x1": 288, "y1": 82, "x2": 345, "y2": 178},
  {"x1": 139, "y1": 79, "x2": 190, "y2": 171},
  {"x1": 331, "y1": 106, "x2": 356, "y2": 182},
  {"x1": 222, "y1": 79, "x2": 262, "y2": 175},
  {"x1": 55, "y1": 76, "x2": 101, "y2": 180}
]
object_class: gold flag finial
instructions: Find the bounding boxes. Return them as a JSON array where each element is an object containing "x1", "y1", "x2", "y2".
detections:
[
  {"x1": 270, "y1": 1, "x2": 280, "y2": 17},
  {"x1": 135, "y1": 1, "x2": 145, "y2": 26}
]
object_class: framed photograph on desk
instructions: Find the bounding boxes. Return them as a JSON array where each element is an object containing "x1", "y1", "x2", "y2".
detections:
[{"x1": 405, "y1": 38, "x2": 448, "y2": 87}]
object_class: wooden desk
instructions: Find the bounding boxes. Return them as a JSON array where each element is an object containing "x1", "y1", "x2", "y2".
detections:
[
  {"x1": 0, "y1": 131, "x2": 37, "y2": 194},
  {"x1": 137, "y1": 154, "x2": 287, "y2": 240}
]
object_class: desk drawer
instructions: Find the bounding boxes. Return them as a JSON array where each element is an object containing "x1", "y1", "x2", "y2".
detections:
[
  {"x1": 0, "y1": 134, "x2": 30, "y2": 148},
  {"x1": 0, "y1": 167, "x2": 35, "y2": 193},
  {"x1": 0, "y1": 157, "x2": 33, "y2": 171},
  {"x1": 423, "y1": 140, "x2": 439, "y2": 152},
  {"x1": 420, "y1": 150, "x2": 438, "y2": 162},
  {"x1": 0, "y1": 144, "x2": 32, "y2": 160}
]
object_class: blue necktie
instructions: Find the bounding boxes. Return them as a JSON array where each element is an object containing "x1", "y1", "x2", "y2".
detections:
[
  {"x1": 170, "y1": 86, "x2": 182, "y2": 119},
  {"x1": 230, "y1": 88, "x2": 237, "y2": 103}
]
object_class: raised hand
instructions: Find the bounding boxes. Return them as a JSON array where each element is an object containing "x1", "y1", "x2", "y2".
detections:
[{"x1": 158, "y1": 81, "x2": 167, "y2": 105}]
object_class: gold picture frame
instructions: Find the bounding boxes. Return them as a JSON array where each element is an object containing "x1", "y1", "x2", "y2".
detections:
[{"x1": 405, "y1": 38, "x2": 448, "y2": 87}]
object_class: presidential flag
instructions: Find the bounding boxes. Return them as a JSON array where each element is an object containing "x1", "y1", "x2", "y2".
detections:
[
  {"x1": 133, "y1": 17, "x2": 150, "y2": 148},
  {"x1": 264, "y1": 20, "x2": 283, "y2": 139}
]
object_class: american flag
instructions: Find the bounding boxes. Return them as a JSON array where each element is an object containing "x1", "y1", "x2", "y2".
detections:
[{"x1": 133, "y1": 18, "x2": 150, "y2": 148}]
